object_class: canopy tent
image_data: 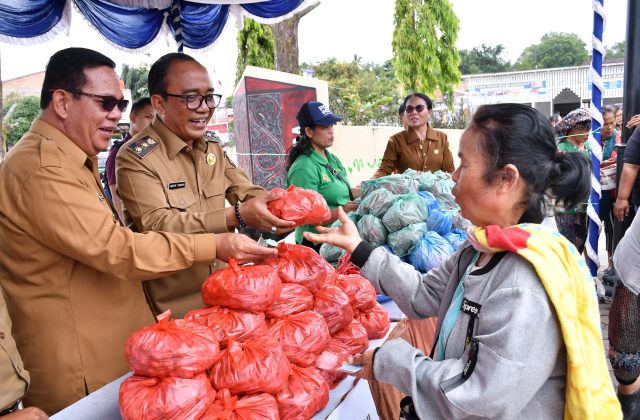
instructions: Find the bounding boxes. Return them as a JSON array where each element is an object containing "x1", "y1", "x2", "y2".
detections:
[{"x1": 0, "y1": 0, "x2": 306, "y2": 51}]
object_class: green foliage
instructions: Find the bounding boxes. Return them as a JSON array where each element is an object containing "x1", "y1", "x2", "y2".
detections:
[
  {"x1": 392, "y1": 0, "x2": 461, "y2": 106},
  {"x1": 459, "y1": 44, "x2": 511, "y2": 75},
  {"x1": 303, "y1": 58, "x2": 401, "y2": 126},
  {"x1": 235, "y1": 17, "x2": 275, "y2": 86},
  {"x1": 606, "y1": 41, "x2": 625, "y2": 59},
  {"x1": 515, "y1": 32, "x2": 589, "y2": 70},
  {"x1": 2, "y1": 95, "x2": 40, "y2": 148},
  {"x1": 120, "y1": 63, "x2": 149, "y2": 101}
]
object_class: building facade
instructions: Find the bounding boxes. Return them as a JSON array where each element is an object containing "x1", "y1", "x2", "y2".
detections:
[{"x1": 459, "y1": 60, "x2": 624, "y2": 116}]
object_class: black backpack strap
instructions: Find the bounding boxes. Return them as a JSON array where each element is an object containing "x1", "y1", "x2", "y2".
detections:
[{"x1": 322, "y1": 162, "x2": 354, "y2": 201}]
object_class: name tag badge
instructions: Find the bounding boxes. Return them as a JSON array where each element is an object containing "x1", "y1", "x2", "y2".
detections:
[
  {"x1": 461, "y1": 298, "x2": 481, "y2": 318},
  {"x1": 168, "y1": 181, "x2": 186, "y2": 190}
]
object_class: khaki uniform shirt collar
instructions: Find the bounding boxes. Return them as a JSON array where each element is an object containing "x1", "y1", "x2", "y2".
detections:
[
  {"x1": 405, "y1": 123, "x2": 439, "y2": 144},
  {"x1": 30, "y1": 119, "x2": 89, "y2": 168},
  {"x1": 152, "y1": 116, "x2": 206, "y2": 158}
]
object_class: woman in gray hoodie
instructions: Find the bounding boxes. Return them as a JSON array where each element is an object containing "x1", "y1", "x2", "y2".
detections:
[{"x1": 306, "y1": 104, "x2": 618, "y2": 419}]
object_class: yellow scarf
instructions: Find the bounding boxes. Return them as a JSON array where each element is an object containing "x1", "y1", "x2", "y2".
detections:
[{"x1": 468, "y1": 224, "x2": 620, "y2": 420}]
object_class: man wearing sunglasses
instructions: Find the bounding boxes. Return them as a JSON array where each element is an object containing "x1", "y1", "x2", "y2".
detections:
[
  {"x1": 0, "y1": 47, "x2": 277, "y2": 415},
  {"x1": 115, "y1": 53, "x2": 295, "y2": 319}
]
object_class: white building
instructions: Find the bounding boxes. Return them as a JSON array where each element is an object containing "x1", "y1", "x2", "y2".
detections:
[{"x1": 459, "y1": 59, "x2": 624, "y2": 116}]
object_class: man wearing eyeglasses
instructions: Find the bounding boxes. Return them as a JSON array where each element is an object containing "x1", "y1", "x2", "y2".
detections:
[
  {"x1": 0, "y1": 47, "x2": 278, "y2": 415},
  {"x1": 115, "y1": 53, "x2": 295, "y2": 318}
]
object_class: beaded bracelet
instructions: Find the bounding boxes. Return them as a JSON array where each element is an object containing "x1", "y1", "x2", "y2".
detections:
[{"x1": 234, "y1": 202, "x2": 247, "y2": 228}]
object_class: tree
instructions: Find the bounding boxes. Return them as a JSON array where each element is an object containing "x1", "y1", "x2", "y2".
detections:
[
  {"x1": 515, "y1": 32, "x2": 589, "y2": 70},
  {"x1": 392, "y1": 0, "x2": 461, "y2": 105},
  {"x1": 235, "y1": 17, "x2": 275, "y2": 86},
  {"x1": 2, "y1": 94, "x2": 40, "y2": 149},
  {"x1": 459, "y1": 44, "x2": 510, "y2": 75},
  {"x1": 304, "y1": 57, "x2": 401, "y2": 126},
  {"x1": 606, "y1": 41, "x2": 625, "y2": 59},
  {"x1": 121, "y1": 64, "x2": 149, "y2": 101},
  {"x1": 270, "y1": 1, "x2": 320, "y2": 75}
]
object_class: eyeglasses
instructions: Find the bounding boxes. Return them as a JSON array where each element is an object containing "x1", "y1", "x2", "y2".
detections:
[
  {"x1": 59, "y1": 90, "x2": 129, "y2": 112},
  {"x1": 162, "y1": 93, "x2": 222, "y2": 110},
  {"x1": 405, "y1": 104, "x2": 426, "y2": 114}
]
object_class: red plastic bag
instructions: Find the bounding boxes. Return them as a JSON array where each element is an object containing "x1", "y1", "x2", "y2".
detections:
[
  {"x1": 265, "y1": 283, "x2": 314, "y2": 319},
  {"x1": 209, "y1": 336, "x2": 290, "y2": 395},
  {"x1": 334, "y1": 274, "x2": 377, "y2": 311},
  {"x1": 125, "y1": 310, "x2": 220, "y2": 378},
  {"x1": 332, "y1": 319, "x2": 369, "y2": 355},
  {"x1": 355, "y1": 303, "x2": 391, "y2": 339},
  {"x1": 269, "y1": 243, "x2": 334, "y2": 293},
  {"x1": 276, "y1": 364, "x2": 329, "y2": 420},
  {"x1": 119, "y1": 373, "x2": 215, "y2": 420},
  {"x1": 268, "y1": 311, "x2": 330, "y2": 366},
  {"x1": 313, "y1": 285, "x2": 354, "y2": 335},
  {"x1": 267, "y1": 185, "x2": 331, "y2": 226},
  {"x1": 202, "y1": 389, "x2": 279, "y2": 420},
  {"x1": 202, "y1": 259, "x2": 281, "y2": 313},
  {"x1": 314, "y1": 340, "x2": 350, "y2": 387},
  {"x1": 184, "y1": 306, "x2": 267, "y2": 347}
]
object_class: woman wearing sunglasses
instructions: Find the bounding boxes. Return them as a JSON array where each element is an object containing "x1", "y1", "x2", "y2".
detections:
[{"x1": 373, "y1": 92, "x2": 455, "y2": 178}]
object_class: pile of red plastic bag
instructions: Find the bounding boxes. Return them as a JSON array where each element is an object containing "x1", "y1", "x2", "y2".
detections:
[{"x1": 120, "y1": 242, "x2": 390, "y2": 420}]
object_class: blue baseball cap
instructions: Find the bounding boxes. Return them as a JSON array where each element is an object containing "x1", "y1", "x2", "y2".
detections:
[{"x1": 296, "y1": 101, "x2": 342, "y2": 128}]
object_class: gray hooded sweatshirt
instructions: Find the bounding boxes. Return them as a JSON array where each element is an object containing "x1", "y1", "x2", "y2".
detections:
[{"x1": 355, "y1": 243, "x2": 567, "y2": 419}]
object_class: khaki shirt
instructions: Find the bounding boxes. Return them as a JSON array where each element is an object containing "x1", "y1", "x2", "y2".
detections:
[
  {"x1": 0, "y1": 119, "x2": 216, "y2": 414},
  {"x1": 116, "y1": 117, "x2": 265, "y2": 318},
  {"x1": 373, "y1": 125, "x2": 455, "y2": 178},
  {"x1": 0, "y1": 289, "x2": 29, "y2": 411}
]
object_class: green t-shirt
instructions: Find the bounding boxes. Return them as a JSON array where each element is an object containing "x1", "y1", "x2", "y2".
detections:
[
  {"x1": 286, "y1": 150, "x2": 351, "y2": 244},
  {"x1": 556, "y1": 141, "x2": 591, "y2": 214}
]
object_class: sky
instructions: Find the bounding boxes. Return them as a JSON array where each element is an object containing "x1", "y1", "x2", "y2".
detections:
[{"x1": 0, "y1": 0, "x2": 629, "y2": 100}]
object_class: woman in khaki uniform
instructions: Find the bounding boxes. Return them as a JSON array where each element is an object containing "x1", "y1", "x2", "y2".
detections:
[
  {"x1": 373, "y1": 92, "x2": 455, "y2": 178},
  {"x1": 371, "y1": 92, "x2": 454, "y2": 419}
]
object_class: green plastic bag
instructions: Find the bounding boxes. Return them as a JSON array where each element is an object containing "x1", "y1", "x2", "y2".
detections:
[
  {"x1": 382, "y1": 194, "x2": 427, "y2": 233},
  {"x1": 357, "y1": 188, "x2": 394, "y2": 218},
  {"x1": 357, "y1": 214, "x2": 388, "y2": 247},
  {"x1": 387, "y1": 222, "x2": 428, "y2": 257}
]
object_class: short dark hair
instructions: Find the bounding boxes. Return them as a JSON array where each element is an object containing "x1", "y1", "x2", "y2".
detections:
[
  {"x1": 403, "y1": 92, "x2": 433, "y2": 111},
  {"x1": 130, "y1": 97, "x2": 152, "y2": 115},
  {"x1": 41, "y1": 48, "x2": 116, "y2": 109},
  {"x1": 602, "y1": 105, "x2": 616, "y2": 117},
  {"x1": 398, "y1": 102, "x2": 406, "y2": 116},
  {"x1": 148, "y1": 53, "x2": 199, "y2": 95},
  {"x1": 471, "y1": 104, "x2": 591, "y2": 223}
]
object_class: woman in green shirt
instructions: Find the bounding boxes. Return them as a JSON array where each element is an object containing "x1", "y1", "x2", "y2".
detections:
[
  {"x1": 554, "y1": 108, "x2": 593, "y2": 254},
  {"x1": 286, "y1": 101, "x2": 359, "y2": 251}
]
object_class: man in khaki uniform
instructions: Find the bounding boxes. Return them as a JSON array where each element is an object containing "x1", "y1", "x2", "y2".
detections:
[
  {"x1": 116, "y1": 53, "x2": 294, "y2": 318},
  {"x1": 0, "y1": 288, "x2": 47, "y2": 420},
  {"x1": 0, "y1": 48, "x2": 275, "y2": 415}
]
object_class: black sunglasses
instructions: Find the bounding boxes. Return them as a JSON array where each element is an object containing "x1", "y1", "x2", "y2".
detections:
[
  {"x1": 53, "y1": 90, "x2": 129, "y2": 112},
  {"x1": 162, "y1": 93, "x2": 222, "y2": 110},
  {"x1": 405, "y1": 104, "x2": 426, "y2": 114}
]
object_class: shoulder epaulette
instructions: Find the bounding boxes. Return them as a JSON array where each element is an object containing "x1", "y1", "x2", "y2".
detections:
[{"x1": 126, "y1": 136, "x2": 159, "y2": 159}]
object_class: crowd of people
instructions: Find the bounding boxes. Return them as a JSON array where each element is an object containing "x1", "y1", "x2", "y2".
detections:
[{"x1": 0, "y1": 45, "x2": 635, "y2": 420}]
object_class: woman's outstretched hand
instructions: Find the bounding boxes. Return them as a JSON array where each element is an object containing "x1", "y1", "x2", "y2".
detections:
[{"x1": 303, "y1": 206, "x2": 363, "y2": 254}]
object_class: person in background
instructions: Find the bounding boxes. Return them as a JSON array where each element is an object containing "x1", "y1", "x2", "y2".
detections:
[
  {"x1": 614, "y1": 126, "x2": 640, "y2": 222},
  {"x1": 554, "y1": 108, "x2": 592, "y2": 255},
  {"x1": 373, "y1": 92, "x2": 455, "y2": 178},
  {"x1": 305, "y1": 103, "x2": 618, "y2": 419},
  {"x1": 599, "y1": 106, "x2": 619, "y2": 279},
  {"x1": 615, "y1": 106, "x2": 623, "y2": 133},
  {"x1": 116, "y1": 53, "x2": 294, "y2": 318},
  {"x1": 0, "y1": 47, "x2": 276, "y2": 415},
  {"x1": 285, "y1": 101, "x2": 359, "y2": 252},
  {"x1": 0, "y1": 288, "x2": 48, "y2": 420},
  {"x1": 105, "y1": 97, "x2": 153, "y2": 222}
]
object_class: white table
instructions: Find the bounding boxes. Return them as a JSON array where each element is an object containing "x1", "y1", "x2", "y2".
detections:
[{"x1": 52, "y1": 301, "x2": 404, "y2": 420}]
